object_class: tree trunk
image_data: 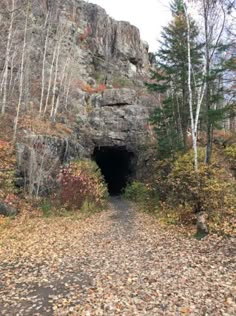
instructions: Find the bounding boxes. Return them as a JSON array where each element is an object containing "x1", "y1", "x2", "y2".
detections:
[
  {"x1": 1, "y1": 0, "x2": 15, "y2": 115},
  {"x1": 185, "y1": 4, "x2": 198, "y2": 171},
  {"x1": 13, "y1": 1, "x2": 29, "y2": 142},
  {"x1": 203, "y1": 0, "x2": 212, "y2": 164},
  {"x1": 39, "y1": 13, "x2": 50, "y2": 114}
]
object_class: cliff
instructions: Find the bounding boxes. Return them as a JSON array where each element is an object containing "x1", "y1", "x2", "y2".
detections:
[
  {"x1": 31, "y1": 0, "x2": 151, "y2": 80},
  {"x1": 0, "y1": 0, "x2": 158, "y2": 194}
]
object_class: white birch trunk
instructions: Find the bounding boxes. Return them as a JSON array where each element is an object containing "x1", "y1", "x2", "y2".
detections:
[
  {"x1": 65, "y1": 70, "x2": 72, "y2": 110},
  {"x1": 9, "y1": 50, "x2": 16, "y2": 91},
  {"x1": 13, "y1": 2, "x2": 29, "y2": 142},
  {"x1": 52, "y1": 54, "x2": 70, "y2": 120},
  {"x1": 1, "y1": 0, "x2": 15, "y2": 115},
  {"x1": 43, "y1": 32, "x2": 58, "y2": 115},
  {"x1": 39, "y1": 13, "x2": 50, "y2": 114},
  {"x1": 184, "y1": 3, "x2": 198, "y2": 171},
  {"x1": 50, "y1": 37, "x2": 61, "y2": 118}
]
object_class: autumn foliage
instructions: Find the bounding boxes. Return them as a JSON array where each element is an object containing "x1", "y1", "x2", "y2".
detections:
[
  {"x1": 77, "y1": 26, "x2": 91, "y2": 43},
  {"x1": 0, "y1": 140, "x2": 15, "y2": 170},
  {"x1": 0, "y1": 140, "x2": 16, "y2": 198},
  {"x1": 168, "y1": 149, "x2": 235, "y2": 213},
  {"x1": 57, "y1": 160, "x2": 108, "y2": 211},
  {"x1": 125, "y1": 148, "x2": 236, "y2": 235},
  {"x1": 80, "y1": 82, "x2": 107, "y2": 93}
]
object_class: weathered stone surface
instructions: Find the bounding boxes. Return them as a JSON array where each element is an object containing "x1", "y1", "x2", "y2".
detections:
[
  {"x1": 0, "y1": 202, "x2": 18, "y2": 217},
  {"x1": 101, "y1": 89, "x2": 137, "y2": 106},
  {"x1": 16, "y1": 133, "x2": 87, "y2": 195},
  {"x1": 77, "y1": 0, "x2": 150, "y2": 73},
  {"x1": 12, "y1": 0, "x2": 159, "y2": 194},
  {"x1": 29, "y1": 0, "x2": 150, "y2": 80},
  {"x1": 79, "y1": 103, "x2": 152, "y2": 159}
]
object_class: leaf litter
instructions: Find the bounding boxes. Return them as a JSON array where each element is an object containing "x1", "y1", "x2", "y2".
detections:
[{"x1": 0, "y1": 197, "x2": 235, "y2": 315}]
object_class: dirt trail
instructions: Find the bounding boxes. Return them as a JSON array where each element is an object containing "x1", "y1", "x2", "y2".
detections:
[{"x1": 0, "y1": 198, "x2": 235, "y2": 315}]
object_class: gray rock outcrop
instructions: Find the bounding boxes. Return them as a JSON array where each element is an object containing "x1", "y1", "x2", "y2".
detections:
[
  {"x1": 30, "y1": 0, "x2": 150, "y2": 79},
  {"x1": 101, "y1": 89, "x2": 137, "y2": 106},
  {"x1": 16, "y1": 133, "x2": 87, "y2": 195},
  {"x1": 9, "y1": 0, "x2": 159, "y2": 194}
]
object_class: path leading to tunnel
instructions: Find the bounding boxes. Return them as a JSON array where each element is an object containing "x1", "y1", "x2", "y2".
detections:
[{"x1": 0, "y1": 198, "x2": 235, "y2": 315}]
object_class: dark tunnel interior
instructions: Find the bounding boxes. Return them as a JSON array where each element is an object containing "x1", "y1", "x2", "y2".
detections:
[{"x1": 92, "y1": 146, "x2": 134, "y2": 195}]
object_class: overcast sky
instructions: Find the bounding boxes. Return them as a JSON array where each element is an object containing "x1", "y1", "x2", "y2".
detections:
[{"x1": 90, "y1": 0, "x2": 172, "y2": 52}]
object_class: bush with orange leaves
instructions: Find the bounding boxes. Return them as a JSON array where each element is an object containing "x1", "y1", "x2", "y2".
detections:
[
  {"x1": 57, "y1": 160, "x2": 108, "y2": 211},
  {"x1": 80, "y1": 83, "x2": 107, "y2": 93}
]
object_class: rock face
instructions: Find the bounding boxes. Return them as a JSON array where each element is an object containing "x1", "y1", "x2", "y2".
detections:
[
  {"x1": 11, "y1": 0, "x2": 158, "y2": 193},
  {"x1": 87, "y1": 104, "x2": 150, "y2": 149},
  {"x1": 101, "y1": 89, "x2": 137, "y2": 106},
  {"x1": 17, "y1": 133, "x2": 87, "y2": 195},
  {"x1": 30, "y1": 0, "x2": 150, "y2": 79},
  {"x1": 74, "y1": 87, "x2": 154, "y2": 158},
  {"x1": 81, "y1": 2, "x2": 150, "y2": 74}
]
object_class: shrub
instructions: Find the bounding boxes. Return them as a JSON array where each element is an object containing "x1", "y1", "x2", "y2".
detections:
[
  {"x1": 148, "y1": 158, "x2": 173, "y2": 201},
  {"x1": 134, "y1": 148, "x2": 235, "y2": 235},
  {"x1": 80, "y1": 82, "x2": 107, "y2": 93},
  {"x1": 224, "y1": 144, "x2": 236, "y2": 175},
  {"x1": 57, "y1": 160, "x2": 108, "y2": 211},
  {"x1": 40, "y1": 199, "x2": 53, "y2": 217},
  {"x1": 124, "y1": 181, "x2": 149, "y2": 203},
  {"x1": 124, "y1": 181, "x2": 159, "y2": 211},
  {"x1": 167, "y1": 149, "x2": 236, "y2": 220},
  {"x1": 224, "y1": 144, "x2": 236, "y2": 160}
]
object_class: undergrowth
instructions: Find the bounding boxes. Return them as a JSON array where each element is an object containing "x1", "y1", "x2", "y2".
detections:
[
  {"x1": 124, "y1": 146, "x2": 236, "y2": 236},
  {"x1": 55, "y1": 159, "x2": 108, "y2": 213}
]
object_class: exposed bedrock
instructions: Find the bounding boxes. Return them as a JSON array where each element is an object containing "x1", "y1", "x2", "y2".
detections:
[{"x1": 14, "y1": 0, "x2": 158, "y2": 194}]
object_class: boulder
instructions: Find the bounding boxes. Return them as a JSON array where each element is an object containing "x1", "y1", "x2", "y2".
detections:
[
  {"x1": 196, "y1": 211, "x2": 209, "y2": 236},
  {"x1": 0, "y1": 202, "x2": 18, "y2": 217}
]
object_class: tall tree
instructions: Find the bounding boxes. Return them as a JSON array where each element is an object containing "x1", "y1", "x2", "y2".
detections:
[
  {"x1": 1, "y1": 0, "x2": 15, "y2": 116},
  {"x1": 148, "y1": 0, "x2": 202, "y2": 159},
  {"x1": 190, "y1": 0, "x2": 233, "y2": 162},
  {"x1": 13, "y1": 0, "x2": 29, "y2": 142}
]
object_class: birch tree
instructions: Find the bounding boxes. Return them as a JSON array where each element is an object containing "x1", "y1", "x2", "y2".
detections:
[
  {"x1": 147, "y1": 0, "x2": 202, "y2": 159},
  {"x1": 50, "y1": 30, "x2": 63, "y2": 119},
  {"x1": 183, "y1": 2, "x2": 208, "y2": 171},
  {"x1": 43, "y1": 27, "x2": 58, "y2": 115},
  {"x1": 191, "y1": 0, "x2": 228, "y2": 163},
  {"x1": 184, "y1": 3, "x2": 199, "y2": 171},
  {"x1": 13, "y1": 1, "x2": 29, "y2": 142},
  {"x1": 39, "y1": 13, "x2": 50, "y2": 115},
  {"x1": 52, "y1": 54, "x2": 70, "y2": 120},
  {"x1": 1, "y1": 0, "x2": 15, "y2": 115}
]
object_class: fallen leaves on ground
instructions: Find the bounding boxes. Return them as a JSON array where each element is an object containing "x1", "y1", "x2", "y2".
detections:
[{"x1": 0, "y1": 198, "x2": 235, "y2": 315}]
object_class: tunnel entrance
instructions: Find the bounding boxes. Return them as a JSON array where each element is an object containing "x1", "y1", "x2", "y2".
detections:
[{"x1": 92, "y1": 146, "x2": 134, "y2": 195}]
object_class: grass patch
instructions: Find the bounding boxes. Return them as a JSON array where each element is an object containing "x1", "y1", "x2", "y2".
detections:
[
  {"x1": 40, "y1": 199, "x2": 53, "y2": 217},
  {"x1": 39, "y1": 197, "x2": 106, "y2": 220}
]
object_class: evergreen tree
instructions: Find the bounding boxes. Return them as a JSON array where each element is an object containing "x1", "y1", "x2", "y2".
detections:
[{"x1": 148, "y1": 0, "x2": 202, "y2": 159}]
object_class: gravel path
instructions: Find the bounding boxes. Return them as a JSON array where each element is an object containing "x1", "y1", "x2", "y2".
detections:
[{"x1": 0, "y1": 197, "x2": 235, "y2": 315}]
